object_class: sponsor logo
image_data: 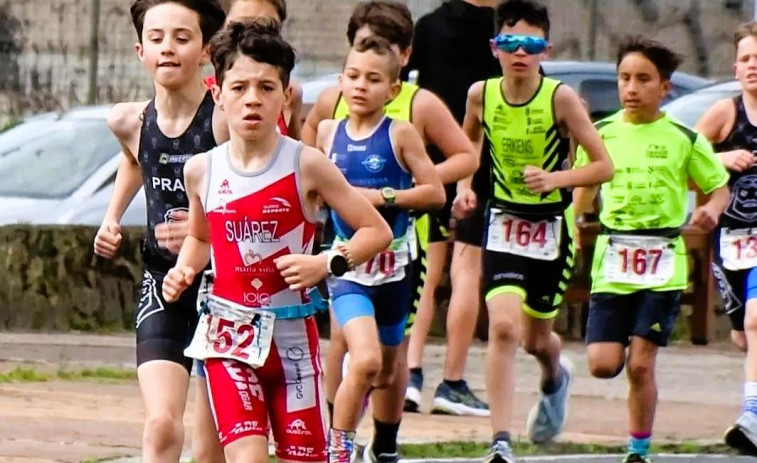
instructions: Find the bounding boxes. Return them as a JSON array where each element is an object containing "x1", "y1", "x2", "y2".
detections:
[
  {"x1": 362, "y1": 154, "x2": 386, "y2": 173},
  {"x1": 287, "y1": 418, "x2": 312, "y2": 435},
  {"x1": 286, "y1": 346, "x2": 305, "y2": 361},
  {"x1": 222, "y1": 360, "x2": 263, "y2": 412},
  {"x1": 645, "y1": 144, "x2": 668, "y2": 159},
  {"x1": 159, "y1": 153, "x2": 192, "y2": 164},
  {"x1": 285, "y1": 445, "x2": 316, "y2": 458},
  {"x1": 151, "y1": 176, "x2": 185, "y2": 192},
  {"x1": 229, "y1": 420, "x2": 261, "y2": 435},
  {"x1": 243, "y1": 291, "x2": 271, "y2": 307},
  {"x1": 263, "y1": 197, "x2": 292, "y2": 214},
  {"x1": 347, "y1": 144, "x2": 367, "y2": 152},
  {"x1": 217, "y1": 198, "x2": 236, "y2": 215},
  {"x1": 218, "y1": 179, "x2": 233, "y2": 195},
  {"x1": 501, "y1": 137, "x2": 533, "y2": 155},
  {"x1": 164, "y1": 207, "x2": 188, "y2": 222},
  {"x1": 494, "y1": 272, "x2": 525, "y2": 281}
]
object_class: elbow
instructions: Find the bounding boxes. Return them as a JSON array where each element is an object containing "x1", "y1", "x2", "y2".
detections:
[
  {"x1": 465, "y1": 151, "x2": 480, "y2": 176},
  {"x1": 378, "y1": 220, "x2": 393, "y2": 249},
  {"x1": 431, "y1": 185, "x2": 447, "y2": 210},
  {"x1": 599, "y1": 160, "x2": 615, "y2": 183}
]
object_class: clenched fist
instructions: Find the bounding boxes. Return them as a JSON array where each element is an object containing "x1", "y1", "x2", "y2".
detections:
[{"x1": 162, "y1": 266, "x2": 196, "y2": 302}]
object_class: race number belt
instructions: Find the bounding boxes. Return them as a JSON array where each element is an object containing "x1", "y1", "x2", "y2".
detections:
[
  {"x1": 335, "y1": 238, "x2": 410, "y2": 286},
  {"x1": 185, "y1": 295, "x2": 275, "y2": 368},
  {"x1": 603, "y1": 235, "x2": 675, "y2": 285},
  {"x1": 719, "y1": 227, "x2": 757, "y2": 271},
  {"x1": 485, "y1": 209, "x2": 562, "y2": 261}
]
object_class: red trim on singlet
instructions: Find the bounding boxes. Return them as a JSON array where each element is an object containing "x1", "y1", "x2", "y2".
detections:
[{"x1": 204, "y1": 75, "x2": 288, "y2": 136}]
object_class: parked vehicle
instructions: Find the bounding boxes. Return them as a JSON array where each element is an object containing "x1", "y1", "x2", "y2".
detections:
[
  {"x1": 0, "y1": 106, "x2": 146, "y2": 226},
  {"x1": 662, "y1": 80, "x2": 741, "y2": 127}
]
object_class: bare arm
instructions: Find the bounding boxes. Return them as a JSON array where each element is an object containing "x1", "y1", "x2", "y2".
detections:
[
  {"x1": 550, "y1": 85, "x2": 614, "y2": 188},
  {"x1": 315, "y1": 119, "x2": 337, "y2": 156},
  {"x1": 286, "y1": 80, "x2": 303, "y2": 140},
  {"x1": 302, "y1": 147, "x2": 392, "y2": 265},
  {"x1": 414, "y1": 89, "x2": 478, "y2": 185},
  {"x1": 302, "y1": 86, "x2": 340, "y2": 147},
  {"x1": 572, "y1": 185, "x2": 599, "y2": 217},
  {"x1": 695, "y1": 98, "x2": 754, "y2": 172},
  {"x1": 102, "y1": 102, "x2": 148, "y2": 224},
  {"x1": 451, "y1": 82, "x2": 485, "y2": 219},
  {"x1": 389, "y1": 121, "x2": 445, "y2": 210},
  {"x1": 162, "y1": 154, "x2": 211, "y2": 301}
]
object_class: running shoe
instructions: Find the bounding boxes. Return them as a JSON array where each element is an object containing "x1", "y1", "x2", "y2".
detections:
[
  {"x1": 526, "y1": 356, "x2": 574, "y2": 443},
  {"x1": 725, "y1": 412, "x2": 757, "y2": 455},
  {"x1": 621, "y1": 452, "x2": 651, "y2": 463},
  {"x1": 362, "y1": 438, "x2": 400, "y2": 463},
  {"x1": 431, "y1": 380, "x2": 490, "y2": 417},
  {"x1": 404, "y1": 368, "x2": 423, "y2": 412},
  {"x1": 482, "y1": 440, "x2": 516, "y2": 463}
]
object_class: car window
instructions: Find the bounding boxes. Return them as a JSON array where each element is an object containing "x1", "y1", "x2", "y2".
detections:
[
  {"x1": 578, "y1": 79, "x2": 619, "y2": 120},
  {"x1": 0, "y1": 117, "x2": 118, "y2": 198},
  {"x1": 663, "y1": 90, "x2": 742, "y2": 128}
]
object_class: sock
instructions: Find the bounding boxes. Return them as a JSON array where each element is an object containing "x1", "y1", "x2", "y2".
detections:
[
  {"x1": 410, "y1": 367, "x2": 423, "y2": 379},
  {"x1": 493, "y1": 431, "x2": 511, "y2": 445},
  {"x1": 443, "y1": 379, "x2": 466, "y2": 390},
  {"x1": 327, "y1": 401, "x2": 334, "y2": 424},
  {"x1": 541, "y1": 367, "x2": 564, "y2": 395},
  {"x1": 628, "y1": 432, "x2": 651, "y2": 456},
  {"x1": 744, "y1": 382, "x2": 757, "y2": 415},
  {"x1": 328, "y1": 428, "x2": 356, "y2": 463},
  {"x1": 371, "y1": 419, "x2": 400, "y2": 456}
]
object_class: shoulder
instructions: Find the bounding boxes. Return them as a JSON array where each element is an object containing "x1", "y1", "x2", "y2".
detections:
[
  {"x1": 184, "y1": 150, "x2": 210, "y2": 184},
  {"x1": 315, "y1": 85, "x2": 341, "y2": 113},
  {"x1": 289, "y1": 78, "x2": 303, "y2": 104},
  {"x1": 390, "y1": 119, "x2": 417, "y2": 138},
  {"x1": 662, "y1": 115, "x2": 700, "y2": 146},
  {"x1": 316, "y1": 118, "x2": 338, "y2": 144},
  {"x1": 468, "y1": 80, "x2": 487, "y2": 103},
  {"x1": 299, "y1": 144, "x2": 332, "y2": 174},
  {"x1": 107, "y1": 101, "x2": 149, "y2": 139},
  {"x1": 593, "y1": 112, "x2": 621, "y2": 132},
  {"x1": 707, "y1": 97, "x2": 737, "y2": 118},
  {"x1": 553, "y1": 82, "x2": 581, "y2": 106}
]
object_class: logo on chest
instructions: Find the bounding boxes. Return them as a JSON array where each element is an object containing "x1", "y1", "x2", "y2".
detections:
[
  {"x1": 218, "y1": 179, "x2": 233, "y2": 195},
  {"x1": 362, "y1": 154, "x2": 387, "y2": 173}
]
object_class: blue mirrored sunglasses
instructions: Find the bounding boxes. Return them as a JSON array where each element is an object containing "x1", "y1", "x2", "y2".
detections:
[{"x1": 492, "y1": 34, "x2": 548, "y2": 54}]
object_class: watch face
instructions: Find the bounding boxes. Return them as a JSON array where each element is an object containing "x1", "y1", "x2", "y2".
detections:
[{"x1": 331, "y1": 254, "x2": 350, "y2": 276}]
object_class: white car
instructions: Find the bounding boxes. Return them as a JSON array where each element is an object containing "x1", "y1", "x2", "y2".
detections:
[{"x1": 0, "y1": 106, "x2": 146, "y2": 226}]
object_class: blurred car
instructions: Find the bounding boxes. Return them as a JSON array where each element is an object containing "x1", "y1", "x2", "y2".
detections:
[
  {"x1": 300, "y1": 61, "x2": 712, "y2": 122},
  {"x1": 0, "y1": 106, "x2": 147, "y2": 226},
  {"x1": 662, "y1": 80, "x2": 741, "y2": 128}
]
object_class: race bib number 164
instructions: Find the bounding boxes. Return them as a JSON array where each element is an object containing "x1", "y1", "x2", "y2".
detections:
[{"x1": 486, "y1": 210, "x2": 562, "y2": 261}]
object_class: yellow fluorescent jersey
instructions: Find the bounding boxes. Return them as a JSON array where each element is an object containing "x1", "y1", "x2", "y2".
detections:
[{"x1": 333, "y1": 81, "x2": 419, "y2": 122}]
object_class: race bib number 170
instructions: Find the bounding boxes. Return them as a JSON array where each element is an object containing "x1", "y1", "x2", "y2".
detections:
[{"x1": 486, "y1": 210, "x2": 562, "y2": 261}]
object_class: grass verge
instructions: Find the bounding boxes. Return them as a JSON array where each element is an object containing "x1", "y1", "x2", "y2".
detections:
[{"x1": 0, "y1": 366, "x2": 136, "y2": 383}]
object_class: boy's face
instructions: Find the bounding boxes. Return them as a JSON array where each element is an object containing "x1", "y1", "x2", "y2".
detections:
[
  {"x1": 735, "y1": 36, "x2": 757, "y2": 93},
  {"x1": 136, "y1": 2, "x2": 208, "y2": 88},
  {"x1": 617, "y1": 52, "x2": 670, "y2": 116},
  {"x1": 213, "y1": 55, "x2": 291, "y2": 139},
  {"x1": 340, "y1": 49, "x2": 400, "y2": 117},
  {"x1": 492, "y1": 20, "x2": 550, "y2": 79},
  {"x1": 353, "y1": 25, "x2": 411, "y2": 69},
  {"x1": 227, "y1": 0, "x2": 280, "y2": 24}
]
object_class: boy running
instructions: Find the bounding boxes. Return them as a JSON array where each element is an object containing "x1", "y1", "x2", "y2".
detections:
[
  {"x1": 575, "y1": 37, "x2": 730, "y2": 463},
  {"x1": 695, "y1": 22, "x2": 757, "y2": 455},
  {"x1": 92, "y1": 1, "x2": 226, "y2": 462},
  {"x1": 303, "y1": 3, "x2": 477, "y2": 460},
  {"x1": 315, "y1": 36, "x2": 445, "y2": 463},
  {"x1": 456, "y1": 1, "x2": 614, "y2": 461},
  {"x1": 162, "y1": 19, "x2": 392, "y2": 463}
]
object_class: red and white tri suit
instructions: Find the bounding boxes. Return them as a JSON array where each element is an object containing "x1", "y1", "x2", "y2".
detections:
[{"x1": 198, "y1": 136, "x2": 327, "y2": 461}]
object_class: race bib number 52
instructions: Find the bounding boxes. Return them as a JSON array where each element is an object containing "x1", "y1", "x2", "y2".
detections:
[
  {"x1": 185, "y1": 303, "x2": 275, "y2": 368},
  {"x1": 720, "y1": 228, "x2": 757, "y2": 271},
  {"x1": 603, "y1": 235, "x2": 675, "y2": 285},
  {"x1": 486, "y1": 210, "x2": 562, "y2": 261}
]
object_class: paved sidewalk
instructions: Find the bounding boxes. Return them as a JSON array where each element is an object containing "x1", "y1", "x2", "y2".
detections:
[{"x1": 0, "y1": 332, "x2": 746, "y2": 462}]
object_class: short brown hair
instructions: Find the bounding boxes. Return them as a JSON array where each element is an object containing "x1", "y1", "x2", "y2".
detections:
[
  {"x1": 130, "y1": 0, "x2": 226, "y2": 45},
  {"x1": 734, "y1": 22, "x2": 757, "y2": 49},
  {"x1": 221, "y1": 0, "x2": 287, "y2": 22},
  {"x1": 349, "y1": 36, "x2": 401, "y2": 81},
  {"x1": 210, "y1": 17, "x2": 295, "y2": 87},
  {"x1": 346, "y1": 1, "x2": 413, "y2": 51}
]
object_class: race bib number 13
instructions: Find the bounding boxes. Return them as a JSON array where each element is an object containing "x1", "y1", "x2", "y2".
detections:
[
  {"x1": 603, "y1": 235, "x2": 675, "y2": 285},
  {"x1": 486, "y1": 210, "x2": 562, "y2": 261},
  {"x1": 719, "y1": 228, "x2": 757, "y2": 271}
]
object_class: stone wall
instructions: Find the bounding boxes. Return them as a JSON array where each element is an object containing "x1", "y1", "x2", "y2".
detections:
[{"x1": 0, "y1": 0, "x2": 750, "y2": 120}]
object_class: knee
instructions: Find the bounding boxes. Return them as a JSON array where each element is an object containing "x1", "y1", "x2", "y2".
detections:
[
  {"x1": 349, "y1": 352, "x2": 381, "y2": 384},
  {"x1": 522, "y1": 335, "x2": 551, "y2": 357},
  {"x1": 745, "y1": 306, "x2": 757, "y2": 333},
  {"x1": 732, "y1": 330, "x2": 748, "y2": 352},
  {"x1": 373, "y1": 360, "x2": 397, "y2": 389},
  {"x1": 588, "y1": 359, "x2": 624, "y2": 379},
  {"x1": 626, "y1": 357, "x2": 654, "y2": 384},
  {"x1": 489, "y1": 317, "x2": 522, "y2": 346},
  {"x1": 143, "y1": 412, "x2": 183, "y2": 451},
  {"x1": 193, "y1": 441, "x2": 223, "y2": 463}
]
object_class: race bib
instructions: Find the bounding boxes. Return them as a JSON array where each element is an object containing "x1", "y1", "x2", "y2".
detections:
[
  {"x1": 603, "y1": 235, "x2": 675, "y2": 285},
  {"x1": 407, "y1": 218, "x2": 418, "y2": 261},
  {"x1": 184, "y1": 297, "x2": 275, "y2": 368},
  {"x1": 485, "y1": 210, "x2": 562, "y2": 261},
  {"x1": 338, "y1": 240, "x2": 410, "y2": 286},
  {"x1": 720, "y1": 228, "x2": 757, "y2": 271}
]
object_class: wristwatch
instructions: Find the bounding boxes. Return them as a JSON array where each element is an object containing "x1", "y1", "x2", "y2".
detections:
[
  {"x1": 381, "y1": 187, "x2": 397, "y2": 206},
  {"x1": 325, "y1": 250, "x2": 350, "y2": 277}
]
